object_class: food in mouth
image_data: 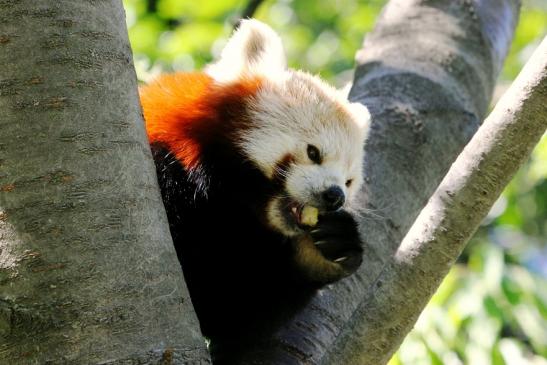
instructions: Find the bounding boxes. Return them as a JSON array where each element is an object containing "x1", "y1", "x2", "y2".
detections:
[
  {"x1": 289, "y1": 202, "x2": 319, "y2": 227},
  {"x1": 301, "y1": 206, "x2": 319, "y2": 226}
]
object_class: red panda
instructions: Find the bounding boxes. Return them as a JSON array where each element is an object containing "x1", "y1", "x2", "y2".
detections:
[{"x1": 140, "y1": 20, "x2": 370, "y2": 360}]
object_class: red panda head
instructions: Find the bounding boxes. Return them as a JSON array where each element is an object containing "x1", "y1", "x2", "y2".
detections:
[{"x1": 207, "y1": 20, "x2": 370, "y2": 237}]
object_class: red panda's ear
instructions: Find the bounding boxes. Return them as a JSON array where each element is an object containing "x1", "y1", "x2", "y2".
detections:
[
  {"x1": 206, "y1": 19, "x2": 286, "y2": 83},
  {"x1": 348, "y1": 101, "x2": 372, "y2": 139}
]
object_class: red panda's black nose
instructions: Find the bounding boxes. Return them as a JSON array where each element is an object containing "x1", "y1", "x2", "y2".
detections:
[{"x1": 322, "y1": 186, "x2": 345, "y2": 211}]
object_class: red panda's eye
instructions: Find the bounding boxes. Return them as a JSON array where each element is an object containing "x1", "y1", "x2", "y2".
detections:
[
  {"x1": 345, "y1": 179, "x2": 353, "y2": 187},
  {"x1": 307, "y1": 144, "x2": 321, "y2": 164}
]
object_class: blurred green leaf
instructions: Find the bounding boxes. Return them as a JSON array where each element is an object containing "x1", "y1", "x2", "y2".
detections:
[
  {"x1": 159, "y1": 22, "x2": 224, "y2": 58},
  {"x1": 513, "y1": 304, "x2": 547, "y2": 355},
  {"x1": 157, "y1": 0, "x2": 240, "y2": 19},
  {"x1": 484, "y1": 296, "x2": 504, "y2": 321},
  {"x1": 491, "y1": 343, "x2": 506, "y2": 365},
  {"x1": 128, "y1": 15, "x2": 166, "y2": 56},
  {"x1": 426, "y1": 346, "x2": 444, "y2": 365},
  {"x1": 502, "y1": 276, "x2": 522, "y2": 305}
]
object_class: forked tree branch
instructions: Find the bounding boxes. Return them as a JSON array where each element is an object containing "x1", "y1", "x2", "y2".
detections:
[{"x1": 326, "y1": 35, "x2": 547, "y2": 365}]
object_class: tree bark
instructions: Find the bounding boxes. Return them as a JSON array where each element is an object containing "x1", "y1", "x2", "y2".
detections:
[
  {"x1": 0, "y1": 1, "x2": 209, "y2": 364},
  {"x1": 326, "y1": 34, "x2": 547, "y2": 365},
  {"x1": 234, "y1": 0, "x2": 520, "y2": 363}
]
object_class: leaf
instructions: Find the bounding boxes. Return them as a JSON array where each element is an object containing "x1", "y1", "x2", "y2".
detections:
[
  {"x1": 502, "y1": 276, "x2": 522, "y2": 305},
  {"x1": 484, "y1": 295, "x2": 504, "y2": 321}
]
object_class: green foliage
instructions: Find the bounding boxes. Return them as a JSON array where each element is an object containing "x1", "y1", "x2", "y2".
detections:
[
  {"x1": 123, "y1": 0, "x2": 386, "y2": 86},
  {"x1": 123, "y1": 1, "x2": 546, "y2": 363},
  {"x1": 389, "y1": 241, "x2": 547, "y2": 365},
  {"x1": 501, "y1": 6, "x2": 547, "y2": 80}
]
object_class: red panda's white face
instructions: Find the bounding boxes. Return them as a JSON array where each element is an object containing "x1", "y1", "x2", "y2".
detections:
[
  {"x1": 206, "y1": 20, "x2": 370, "y2": 236},
  {"x1": 242, "y1": 73, "x2": 368, "y2": 236}
]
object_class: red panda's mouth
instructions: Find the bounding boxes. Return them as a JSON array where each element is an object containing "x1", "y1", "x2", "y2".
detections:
[
  {"x1": 266, "y1": 196, "x2": 321, "y2": 236},
  {"x1": 288, "y1": 201, "x2": 304, "y2": 225},
  {"x1": 283, "y1": 198, "x2": 319, "y2": 230}
]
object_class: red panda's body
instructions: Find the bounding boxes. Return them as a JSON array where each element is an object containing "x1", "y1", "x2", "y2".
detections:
[
  {"x1": 140, "y1": 20, "x2": 370, "y2": 362},
  {"x1": 142, "y1": 71, "x2": 306, "y2": 355}
]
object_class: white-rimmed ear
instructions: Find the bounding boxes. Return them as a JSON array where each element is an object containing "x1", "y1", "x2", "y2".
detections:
[
  {"x1": 206, "y1": 19, "x2": 287, "y2": 83},
  {"x1": 348, "y1": 101, "x2": 371, "y2": 137}
]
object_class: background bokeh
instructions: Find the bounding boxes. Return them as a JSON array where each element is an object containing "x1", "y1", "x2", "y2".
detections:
[{"x1": 122, "y1": 0, "x2": 547, "y2": 363}]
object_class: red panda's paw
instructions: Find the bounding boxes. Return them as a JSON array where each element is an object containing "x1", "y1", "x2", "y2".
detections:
[
  {"x1": 292, "y1": 210, "x2": 363, "y2": 284},
  {"x1": 311, "y1": 210, "x2": 363, "y2": 275}
]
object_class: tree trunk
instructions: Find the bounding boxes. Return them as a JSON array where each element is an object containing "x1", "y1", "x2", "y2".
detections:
[
  {"x1": 0, "y1": 1, "x2": 209, "y2": 364},
  {"x1": 233, "y1": 0, "x2": 521, "y2": 363}
]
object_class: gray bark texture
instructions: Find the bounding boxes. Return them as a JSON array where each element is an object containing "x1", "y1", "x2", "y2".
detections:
[
  {"x1": 234, "y1": 0, "x2": 521, "y2": 364},
  {"x1": 0, "y1": 1, "x2": 209, "y2": 364},
  {"x1": 327, "y1": 34, "x2": 547, "y2": 365}
]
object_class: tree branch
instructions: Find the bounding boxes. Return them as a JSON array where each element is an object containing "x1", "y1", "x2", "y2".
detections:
[
  {"x1": 234, "y1": 0, "x2": 265, "y2": 30},
  {"x1": 147, "y1": 0, "x2": 158, "y2": 13},
  {"x1": 327, "y1": 34, "x2": 547, "y2": 365}
]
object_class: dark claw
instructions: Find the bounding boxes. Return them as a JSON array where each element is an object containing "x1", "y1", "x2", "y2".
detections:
[{"x1": 310, "y1": 210, "x2": 363, "y2": 275}]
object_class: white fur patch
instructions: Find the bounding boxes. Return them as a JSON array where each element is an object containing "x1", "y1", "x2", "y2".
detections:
[{"x1": 241, "y1": 70, "x2": 370, "y2": 208}]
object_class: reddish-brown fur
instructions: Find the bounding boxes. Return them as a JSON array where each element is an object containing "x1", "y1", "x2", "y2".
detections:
[{"x1": 140, "y1": 72, "x2": 262, "y2": 169}]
